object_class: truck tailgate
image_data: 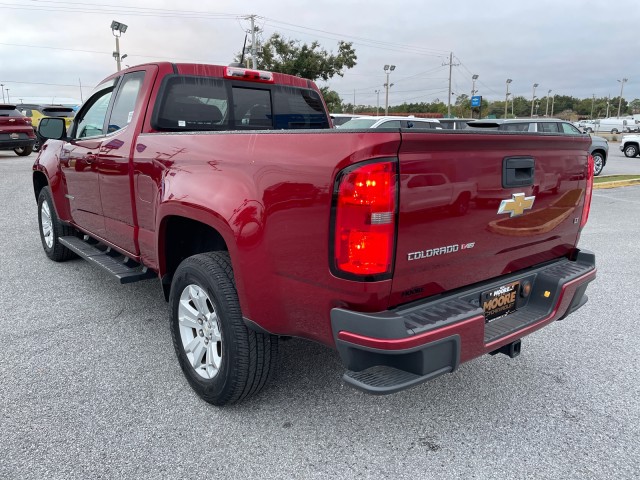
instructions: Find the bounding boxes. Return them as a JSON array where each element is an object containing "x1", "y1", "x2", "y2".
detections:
[{"x1": 390, "y1": 131, "x2": 591, "y2": 307}]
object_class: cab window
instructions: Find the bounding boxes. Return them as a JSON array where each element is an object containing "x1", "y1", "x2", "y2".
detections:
[{"x1": 107, "y1": 71, "x2": 145, "y2": 133}]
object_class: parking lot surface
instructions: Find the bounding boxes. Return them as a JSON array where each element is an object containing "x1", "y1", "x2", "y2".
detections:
[{"x1": 1, "y1": 152, "x2": 639, "y2": 479}]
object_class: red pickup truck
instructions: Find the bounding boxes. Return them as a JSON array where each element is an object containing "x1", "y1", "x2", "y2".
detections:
[{"x1": 33, "y1": 62, "x2": 596, "y2": 405}]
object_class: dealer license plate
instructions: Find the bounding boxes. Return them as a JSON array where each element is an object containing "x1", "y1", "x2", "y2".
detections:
[{"x1": 481, "y1": 282, "x2": 519, "y2": 321}]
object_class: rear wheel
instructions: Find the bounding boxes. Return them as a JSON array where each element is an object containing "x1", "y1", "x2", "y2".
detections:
[
  {"x1": 592, "y1": 152, "x2": 605, "y2": 176},
  {"x1": 14, "y1": 146, "x2": 33, "y2": 156},
  {"x1": 611, "y1": 128, "x2": 619, "y2": 134},
  {"x1": 624, "y1": 144, "x2": 639, "y2": 158},
  {"x1": 169, "y1": 252, "x2": 278, "y2": 406},
  {"x1": 37, "y1": 187, "x2": 77, "y2": 261}
]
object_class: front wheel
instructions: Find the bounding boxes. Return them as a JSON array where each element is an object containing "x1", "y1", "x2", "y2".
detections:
[
  {"x1": 624, "y1": 144, "x2": 639, "y2": 158},
  {"x1": 592, "y1": 153, "x2": 605, "y2": 176},
  {"x1": 37, "y1": 187, "x2": 77, "y2": 261},
  {"x1": 14, "y1": 146, "x2": 33, "y2": 156},
  {"x1": 169, "y1": 252, "x2": 278, "y2": 406},
  {"x1": 611, "y1": 129, "x2": 619, "y2": 134}
]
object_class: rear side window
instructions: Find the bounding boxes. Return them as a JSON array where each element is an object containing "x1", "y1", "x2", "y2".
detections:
[
  {"x1": 152, "y1": 75, "x2": 329, "y2": 131},
  {"x1": 154, "y1": 76, "x2": 228, "y2": 131},
  {"x1": 379, "y1": 120, "x2": 401, "y2": 128},
  {"x1": 406, "y1": 120, "x2": 434, "y2": 130},
  {"x1": 538, "y1": 122, "x2": 559, "y2": 133},
  {"x1": 501, "y1": 123, "x2": 529, "y2": 132}
]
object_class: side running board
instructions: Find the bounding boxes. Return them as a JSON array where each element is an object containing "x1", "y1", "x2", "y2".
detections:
[{"x1": 59, "y1": 236, "x2": 156, "y2": 284}]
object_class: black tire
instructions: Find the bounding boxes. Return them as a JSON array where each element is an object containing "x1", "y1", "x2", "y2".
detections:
[
  {"x1": 624, "y1": 144, "x2": 639, "y2": 158},
  {"x1": 592, "y1": 152, "x2": 605, "y2": 176},
  {"x1": 32, "y1": 141, "x2": 41, "y2": 152},
  {"x1": 14, "y1": 146, "x2": 33, "y2": 156},
  {"x1": 37, "y1": 186, "x2": 77, "y2": 261},
  {"x1": 611, "y1": 129, "x2": 619, "y2": 134},
  {"x1": 169, "y1": 252, "x2": 278, "y2": 406}
]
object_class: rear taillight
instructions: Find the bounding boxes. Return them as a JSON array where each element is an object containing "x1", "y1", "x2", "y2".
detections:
[
  {"x1": 332, "y1": 160, "x2": 397, "y2": 279},
  {"x1": 580, "y1": 154, "x2": 594, "y2": 229}
]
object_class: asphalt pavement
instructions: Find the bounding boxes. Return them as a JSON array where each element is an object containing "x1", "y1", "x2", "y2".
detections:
[{"x1": 1, "y1": 151, "x2": 639, "y2": 479}]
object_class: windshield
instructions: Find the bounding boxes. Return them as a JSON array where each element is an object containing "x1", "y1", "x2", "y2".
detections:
[{"x1": 337, "y1": 118, "x2": 378, "y2": 129}]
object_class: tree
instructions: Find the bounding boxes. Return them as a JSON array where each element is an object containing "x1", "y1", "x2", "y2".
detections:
[
  {"x1": 249, "y1": 33, "x2": 357, "y2": 82},
  {"x1": 320, "y1": 87, "x2": 343, "y2": 113}
]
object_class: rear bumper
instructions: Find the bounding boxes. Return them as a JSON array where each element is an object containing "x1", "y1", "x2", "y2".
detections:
[
  {"x1": 0, "y1": 138, "x2": 35, "y2": 150},
  {"x1": 331, "y1": 250, "x2": 596, "y2": 394}
]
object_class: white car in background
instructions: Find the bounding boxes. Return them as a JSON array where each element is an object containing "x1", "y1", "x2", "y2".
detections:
[
  {"x1": 337, "y1": 116, "x2": 442, "y2": 130},
  {"x1": 620, "y1": 134, "x2": 640, "y2": 157}
]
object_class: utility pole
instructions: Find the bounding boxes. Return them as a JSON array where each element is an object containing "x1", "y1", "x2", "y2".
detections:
[
  {"x1": 550, "y1": 95, "x2": 555, "y2": 117},
  {"x1": 0, "y1": 84, "x2": 4, "y2": 103},
  {"x1": 79, "y1": 78, "x2": 83, "y2": 103},
  {"x1": 505, "y1": 79, "x2": 512, "y2": 119},
  {"x1": 353, "y1": 89, "x2": 356, "y2": 114},
  {"x1": 590, "y1": 94, "x2": 595, "y2": 119},
  {"x1": 110, "y1": 21, "x2": 128, "y2": 72},
  {"x1": 546, "y1": 89, "x2": 552, "y2": 117},
  {"x1": 250, "y1": 15, "x2": 257, "y2": 69},
  {"x1": 383, "y1": 64, "x2": 395, "y2": 116},
  {"x1": 471, "y1": 74, "x2": 478, "y2": 119},
  {"x1": 375, "y1": 89, "x2": 380, "y2": 116},
  {"x1": 617, "y1": 78, "x2": 628, "y2": 118},
  {"x1": 443, "y1": 52, "x2": 458, "y2": 118},
  {"x1": 606, "y1": 95, "x2": 611, "y2": 118}
]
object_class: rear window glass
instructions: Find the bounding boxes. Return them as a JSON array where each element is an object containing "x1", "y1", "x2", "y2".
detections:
[
  {"x1": 0, "y1": 107, "x2": 23, "y2": 117},
  {"x1": 153, "y1": 75, "x2": 329, "y2": 131},
  {"x1": 42, "y1": 108, "x2": 75, "y2": 117}
]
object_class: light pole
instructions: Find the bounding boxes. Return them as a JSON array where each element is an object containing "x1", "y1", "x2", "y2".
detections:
[
  {"x1": 110, "y1": 20, "x2": 128, "y2": 72},
  {"x1": 606, "y1": 95, "x2": 611, "y2": 118},
  {"x1": 545, "y1": 89, "x2": 552, "y2": 117},
  {"x1": 590, "y1": 94, "x2": 595, "y2": 119},
  {"x1": 0, "y1": 84, "x2": 4, "y2": 103},
  {"x1": 383, "y1": 65, "x2": 395, "y2": 116},
  {"x1": 5, "y1": 89, "x2": 9, "y2": 102},
  {"x1": 530, "y1": 83, "x2": 539, "y2": 117},
  {"x1": 550, "y1": 94, "x2": 555, "y2": 117},
  {"x1": 617, "y1": 78, "x2": 628, "y2": 118},
  {"x1": 505, "y1": 79, "x2": 512, "y2": 118},
  {"x1": 471, "y1": 74, "x2": 479, "y2": 118},
  {"x1": 375, "y1": 89, "x2": 380, "y2": 116}
]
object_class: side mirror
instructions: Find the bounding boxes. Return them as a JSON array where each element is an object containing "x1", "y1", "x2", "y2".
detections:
[{"x1": 38, "y1": 117, "x2": 67, "y2": 140}]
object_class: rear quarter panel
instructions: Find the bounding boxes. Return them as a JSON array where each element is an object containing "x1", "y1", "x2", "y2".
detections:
[{"x1": 134, "y1": 130, "x2": 401, "y2": 344}]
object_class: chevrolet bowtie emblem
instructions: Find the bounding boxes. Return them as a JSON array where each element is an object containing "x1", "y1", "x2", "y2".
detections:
[{"x1": 497, "y1": 193, "x2": 535, "y2": 217}]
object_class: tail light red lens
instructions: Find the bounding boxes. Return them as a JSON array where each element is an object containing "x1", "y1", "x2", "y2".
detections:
[
  {"x1": 332, "y1": 160, "x2": 397, "y2": 278},
  {"x1": 580, "y1": 154, "x2": 594, "y2": 229}
]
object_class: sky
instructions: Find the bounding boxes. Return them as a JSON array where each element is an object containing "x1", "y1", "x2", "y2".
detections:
[{"x1": 1, "y1": 0, "x2": 639, "y2": 108}]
